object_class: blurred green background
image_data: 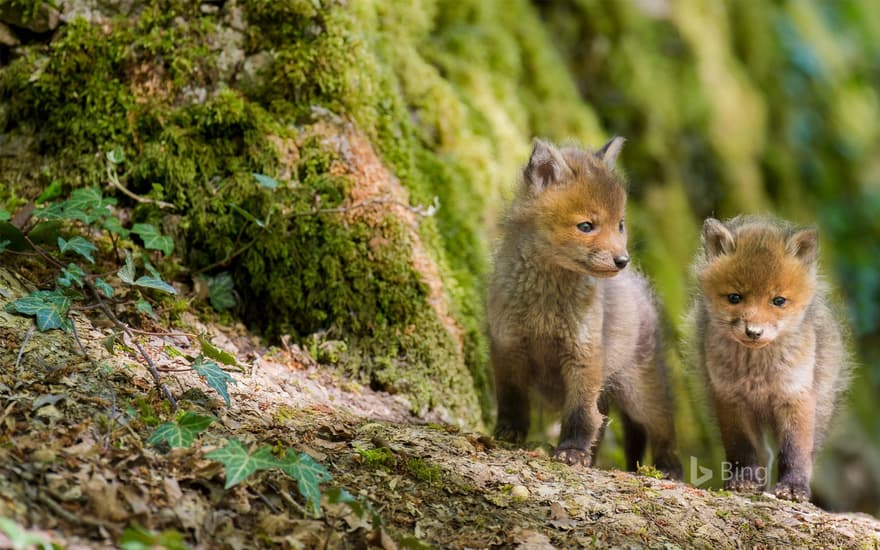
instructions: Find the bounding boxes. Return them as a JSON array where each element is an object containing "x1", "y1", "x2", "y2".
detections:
[{"x1": 1, "y1": 0, "x2": 878, "y2": 516}]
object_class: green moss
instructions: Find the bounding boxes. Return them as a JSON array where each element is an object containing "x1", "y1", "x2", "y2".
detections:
[
  {"x1": 636, "y1": 464, "x2": 664, "y2": 480},
  {"x1": 356, "y1": 445, "x2": 396, "y2": 470},
  {"x1": 406, "y1": 458, "x2": 441, "y2": 483}
]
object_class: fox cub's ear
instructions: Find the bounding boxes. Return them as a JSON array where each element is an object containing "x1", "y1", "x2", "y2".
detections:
[
  {"x1": 702, "y1": 218, "x2": 736, "y2": 258},
  {"x1": 596, "y1": 136, "x2": 626, "y2": 170},
  {"x1": 786, "y1": 227, "x2": 819, "y2": 266},
  {"x1": 525, "y1": 139, "x2": 571, "y2": 190}
]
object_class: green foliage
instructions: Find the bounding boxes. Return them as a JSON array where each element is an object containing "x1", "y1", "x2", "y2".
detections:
[
  {"x1": 117, "y1": 251, "x2": 177, "y2": 295},
  {"x1": 205, "y1": 440, "x2": 334, "y2": 517},
  {"x1": 198, "y1": 337, "x2": 237, "y2": 366},
  {"x1": 120, "y1": 524, "x2": 189, "y2": 550},
  {"x1": 57, "y1": 236, "x2": 96, "y2": 263},
  {"x1": 190, "y1": 356, "x2": 235, "y2": 407},
  {"x1": 6, "y1": 289, "x2": 72, "y2": 331},
  {"x1": 275, "y1": 449, "x2": 333, "y2": 517},
  {"x1": 131, "y1": 223, "x2": 174, "y2": 256},
  {"x1": 205, "y1": 439, "x2": 277, "y2": 489},
  {"x1": 203, "y1": 272, "x2": 236, "y2": 312},
  {"x1": 148, "y1": 411, "x2": 214, "y2": 448},
  {"x1": 0, "y1": 517, "x2": 55, "y2": 550}
]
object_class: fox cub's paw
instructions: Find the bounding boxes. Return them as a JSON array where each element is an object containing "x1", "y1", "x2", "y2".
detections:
[
  {"x1": 493, "y1": 425, "x2": 526, "y2": 446},
  {"x1": 775, "y1": 481, "x2": 810, "y2": 502},
  {"x1": 553, "y1": 447, "x2": 592, "y2": 467},
  {"x1": 724, "y1": 477, "x2": 764, "y2": 494}
]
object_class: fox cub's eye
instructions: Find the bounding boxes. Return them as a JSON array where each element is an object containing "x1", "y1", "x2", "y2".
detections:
[
  {"x1": 727, "y1": 293, "x2": 742, "y2": 304},
  {"x1": 619, "y1": 219, "x2": 625, "y2": 233},
  {"x1": 577, "y1": 222, "x2": 594, "y2": 233},
  {"x1": 772, "y1": 296, "x2": 787, "y2": 307}
]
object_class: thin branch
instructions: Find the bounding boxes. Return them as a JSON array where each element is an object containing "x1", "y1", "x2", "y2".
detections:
[
  {"x1": 126, "y1": 327, "x2": 198, "y2": 338},
  {"x1": 70, "y1": 317, "x2": 99, "y2": 370},
  {"x1": 38, "y1": 491, "x2": 109, "y2": 529},
  {"x1": 107, "y1": 164, "x2": 175, "y2": 209},
  {"x1": 15, "y1": 325, "x2": 34, "y2": 370},
  {"x1": 194, "y1": 240, "x2": 255, "y2": 274}
]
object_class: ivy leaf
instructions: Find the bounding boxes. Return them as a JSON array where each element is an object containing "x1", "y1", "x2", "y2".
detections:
[
  {"x1": 58, "y1": 236, "x2": 97, "y2": 264},
  {"x1": 252, "y1": 173, "x2": 279, "y2": 189},
  {"x1": 191, "y1": 355, "x2": 235, "y2": 406},
  {"x1": 131, "y1": 223, "x2": 174, "y2": 256},
  {"x1": 0, "y1": 208, "x2": 9, "y2": 221},
  {"x1": 94, "y1": 277, "x2": 114, "y2": 298},
  {"x1": 204, "y1": 272, "x2": 236, "y2": 311},
  {"x1": 102, "y1": 216, "x2": 129, "y2": 237},
  {"x1": 276, "y1": 450, "x2": 332, "y2": 517},
  {"x1": 198, "y1": 336, "x2": 237, "y2": 366},
  {"x1": 0, "y1": 239, "x2": 9, "y2": 253},
  {"x1": 117, "y1": 251, "x2": 176, "y2": 294},
  {"x1": 6, "y1": 290, "x2": 71, "y2": 331},
  {"x1": 65, "y1": 187, "x2": 116, "y2": 224},
  {"x1": 133, "y1": 275, "x2": 177, "y2": 294},
  {"x1": 148, "y1": 412, "x2": 214, "y2": 448},
  {"x1": 205, "y1": 440, "x2": 276, "y2": 489},
  {"x1": 118, "y1": 251, "x2": 136, "y2": 284},
  {"x1": 57, "y1": 263, "x2": 85, "y2": 288},
  {"x1": 135, "y1": 298, "x2": 155, "y2": 318}
]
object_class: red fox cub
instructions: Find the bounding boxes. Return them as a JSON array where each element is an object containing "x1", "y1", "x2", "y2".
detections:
[
  {"x1": 693, "y1": 216, "x2": 850, "y2": 501},
  {"x1": 488, "y1": 138, "x2": 681, "y2": 477}
]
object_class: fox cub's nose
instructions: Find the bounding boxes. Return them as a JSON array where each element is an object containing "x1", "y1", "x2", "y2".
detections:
[
  {"x1": 745, "y1": 326, "x2": 764, "y2": 340},
  {"x1": 613, "y1": 255, "x2": 630, "y2": 269}
]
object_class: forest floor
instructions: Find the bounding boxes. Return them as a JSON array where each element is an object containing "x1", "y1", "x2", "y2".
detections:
[{"x1": 1, "y1": 267, "x2": 879, "y2": 549}]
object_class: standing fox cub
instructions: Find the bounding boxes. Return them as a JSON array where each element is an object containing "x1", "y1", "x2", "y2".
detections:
[
  {"x1": 694, "y1": 216, "x2": 850, "y2": 501},
  {"x1": 488, "y1": 138, "x2": 681, "y2": 477}
]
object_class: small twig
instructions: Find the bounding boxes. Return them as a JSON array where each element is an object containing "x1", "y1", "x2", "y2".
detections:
[
  {"x1": 126, "y1": 327, "x2": 198, "y2": 338},
  {"x1": 24, "y1": 235, "x2": 65, "y2": 269},
  {"x1": 15, "y1": 325, "x2": 34, "y2": 370},
  {"x1": 0, "y1": 249, "x2": 40, "y2": 257},
  {"x1": 107, "y1": 164, "x2": 175, "y2": 209},
  {"x1": 256, "y1": 491, "x2": 280, "y2": 513},
  {"x1": 38, "y1": 491, "x2": 109, "y2": 529},
  {"x1": 70, "y1": 318, "x2": 99, "y2": 370},
  {"x1": 194, "y1": 240, "x2": 255, "y2": 274}
]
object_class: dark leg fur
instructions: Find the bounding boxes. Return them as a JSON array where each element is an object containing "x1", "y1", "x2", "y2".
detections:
[
  {"x1": 715, "y1": 398, "x2": 764, "y2": 494},
  {"x1": 773, "y1": 399, "x2": 815, "y2": 502},
  {"x1": 494, "y1": 379, "x2": 530, "y2": 444},
  {"x1": 621, "y1": 413, "x2": 647, "y2": 472}
]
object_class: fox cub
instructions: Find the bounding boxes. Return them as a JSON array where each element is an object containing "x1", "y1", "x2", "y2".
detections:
[
  {"x1": 488, "y1": 138, "x2": 681, "y2": 477},
  {"x1": 693, "y1": 216, "x2": 850, "y2": 501}
]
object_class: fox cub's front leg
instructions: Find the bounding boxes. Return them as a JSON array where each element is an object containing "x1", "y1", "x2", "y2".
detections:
[
  {"x1": 492, "y1": 346, "x2": 530, "y2": 444},
  {"x1": 774, "y1": 397, "x2": 816, "y2": 502},
  {"x1": 553, "y1": 358, "x2": 604, "y2": 466}
]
